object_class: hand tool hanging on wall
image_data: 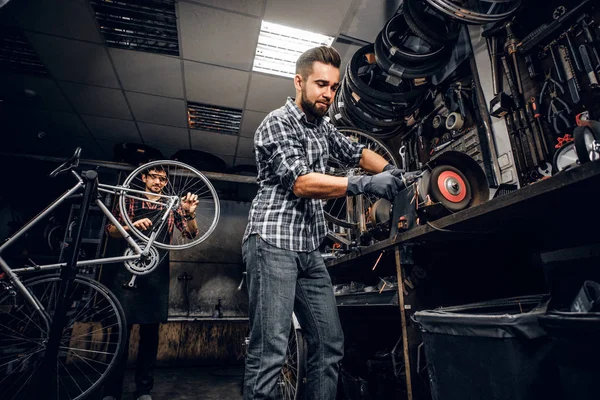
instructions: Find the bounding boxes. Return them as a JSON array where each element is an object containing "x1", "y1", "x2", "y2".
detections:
[
  {"x1": 547, "y1": 91, "x2": 572, "y2": 134},
  {"x1": 563, "y1": 28, "x2": 583, "y2": 73},
  {"x1": 525, "y1": 102, "x2": 547, "y2": 162},
  {"x1": 487, "y1": 36, "x2": 503, "y2": 95},
  {"x1": 547, "y1": 42, "x2": 566, "y2": 83},
  {"x1": 505, "y1": 112, "x2": 527, "y2": 178},
  {"x1": 505, "y1": 22, "x2": 524, "y2": 94},
  {"x1": 539, "y1": 70, "x2": 572, "y2": 134},
  {"x1": 501, "y1": 55, "x2": 538, "y2": 168},
  {"x1": 529, "y1": 97, "x2": 551, "y2": 158},
  {"x1": 579, "y1": 44, "x2": 599, "y2": 88},
  {"x1": 577, "y1": 14, "x2": 600, "y2": 71},
  {"x1": 558, "y1": 45, "x2": 581, "y2": 104}
]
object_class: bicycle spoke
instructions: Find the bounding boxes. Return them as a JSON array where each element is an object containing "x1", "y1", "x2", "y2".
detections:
[
  {"x1": 2, "y1": 351, "x2": 43, "y2": 400},
  {"x1": 57, "y1": 356, "x2": 82, "y2": 400}
]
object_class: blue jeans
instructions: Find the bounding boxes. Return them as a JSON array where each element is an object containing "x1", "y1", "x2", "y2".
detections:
[{"x1": 242, "y1": 234, "x2": 344, "y2": 400}]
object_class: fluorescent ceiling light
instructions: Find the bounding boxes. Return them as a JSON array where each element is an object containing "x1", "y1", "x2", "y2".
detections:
[{"x1": 253, "y1": 21, "x2": 335, "y2": 78}]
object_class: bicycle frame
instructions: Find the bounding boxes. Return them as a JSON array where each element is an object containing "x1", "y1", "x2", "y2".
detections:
[{"x1": 0, "y1": 169, "x2": 178, "y2": 320}]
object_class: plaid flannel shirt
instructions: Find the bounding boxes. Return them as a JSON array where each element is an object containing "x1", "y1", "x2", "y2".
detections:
[
  {"x1": 107, "y1": 197, "x2": 197, "y2": 239},
  {"x1": 243, "y1": 97, "x2": 364, "y2": 252}
]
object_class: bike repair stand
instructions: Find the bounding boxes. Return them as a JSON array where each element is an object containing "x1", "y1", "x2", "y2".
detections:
[{"x1": 38, "y1": 170, "x2": 98, "y2": 397}]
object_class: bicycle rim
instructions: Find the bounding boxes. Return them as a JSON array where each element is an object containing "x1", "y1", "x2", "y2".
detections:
[
  {"x1": 0, "y1": 275, "x2": 126, "y2": 400},
  {"x1": 278, "y1": 314, "x2": 306, "y2": 400},
  {"x1": 119, "y1": 160, "x2": 220, "y2": 250},
  {"x1": 324, "y1": 128, "x2": 397, "y2": 229}
]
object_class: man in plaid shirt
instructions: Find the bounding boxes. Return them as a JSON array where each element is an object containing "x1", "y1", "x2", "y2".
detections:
[
  {"x1": 102, "y1": 165, "x2": 198, "y2": 400},
  {"x1": 242, "y1": 46, "x2": 416, "y2": 399}
]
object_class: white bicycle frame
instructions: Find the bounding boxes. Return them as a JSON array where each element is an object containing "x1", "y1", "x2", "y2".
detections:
[{"x1": 0, "y1": 169, "x2": 178, "y2": 325}]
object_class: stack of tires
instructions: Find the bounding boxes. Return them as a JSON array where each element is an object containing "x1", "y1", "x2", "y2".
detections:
[
  {"x1": 329, "y1": 1, "x2": 459, "y2": 139},
  {"x1": 330, "y1": 0, "x2": 522, "y2": 139}
]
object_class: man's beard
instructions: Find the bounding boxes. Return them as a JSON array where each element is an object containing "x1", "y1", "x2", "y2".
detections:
[{"x1": 300, "y1": 87, "x2": 329, "y2": 119}]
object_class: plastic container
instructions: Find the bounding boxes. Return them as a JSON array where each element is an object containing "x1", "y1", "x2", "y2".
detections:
[
  {"x1": 413, "y1": 295, "x2": 560, "y2": 400},
  {"x1": 539, "y1": 311, "x2": 600, "y2": 400}
]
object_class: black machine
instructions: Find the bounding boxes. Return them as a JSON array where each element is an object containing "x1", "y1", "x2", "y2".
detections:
[{"x1": 369, "y1": 151, "x2": 490, "y2": 238}]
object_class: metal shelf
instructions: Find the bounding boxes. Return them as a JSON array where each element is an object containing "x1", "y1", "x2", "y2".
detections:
[
  {"x1": 327, "y1": 161, "x2": 600, "y2": 269},
  {"x1": 335, "y1": 289, "x2": 398, "y2": 307}
]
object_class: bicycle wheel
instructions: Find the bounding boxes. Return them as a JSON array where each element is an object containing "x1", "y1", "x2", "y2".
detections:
[
  {"x1": 0, "y1": 275, "x2": 127, "y2": 400},
  {"x1": 119, "y1": 160, "x2": 220, "y2": 250},
  {"x1": 278, "y1": 314, "x2": 306, "y2": 400},
  {"x1": 324, "y1": 128, "x2": 398, "y2": 229}
]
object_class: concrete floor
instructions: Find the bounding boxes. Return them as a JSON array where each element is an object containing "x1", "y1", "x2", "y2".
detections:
[{"x1": 94, "y1": 366, "x2": 244, "y2": 400}]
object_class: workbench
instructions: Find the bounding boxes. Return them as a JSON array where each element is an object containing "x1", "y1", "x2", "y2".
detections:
[{"x1": 327, "y1": 160, "x2": 600, "y2": 400}]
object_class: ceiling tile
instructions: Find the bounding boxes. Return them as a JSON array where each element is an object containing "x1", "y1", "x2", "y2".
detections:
[
  {"x1": 236, "y1": 137, "x2": 255, "y2": 159},
  {"x1": 26, "y1": 33, "x2": 119, "y2": 88},
  {"x1": 28, "y1": 109, "x2": 90, "y2": 138},
  {"x1": 181, "y1": 0, "x2": 265, "y2": 16},
  {"x1": 234, "y1": 156, "x2": 257, "y2": 167},
  {"x1": 263, "y1": 0, "x2": 355, "y2": 36},
  {"x1": 245, "y1": 73, "x2": 294, "y2": 113},
  {"x1": 137, "y1": 122, "x2": 190, "y2": 150},
  {"x1": 3, "y1": 108, "x2": 97, "y2": 156},
  {"x1": 126, "y1": 92, "x2": 188, "y2": 127},
  {"x1": 60, "y1": 82, "x2": 132, "y2": 119},
  {"x1": 239, "y1": 110, "x2": 267, "y2": 138},
  {"x1": 6, "y1": 0, "x2": 103, "y2": 43},
  {"x1": 190, "y1": 130, "x2": 238, "y2": 156},
  {"x1": 179, "y1": 2, "x2": 261, "y2": 70},
  {"x1": 82, "y1": 115, "x2": 141, "y2": 142},
  {"x1": 0, "y1": 73, "x2": 71, "y2": 111},
  {"x1": 184, "y1": 61, "x2": 249, "y2": 109},
  {"x1": 339, "y1": 0, "x2": 401, "y2": 43},
  {"x1": 110, "y1": 48, "x2": 184, "y2": 98}
]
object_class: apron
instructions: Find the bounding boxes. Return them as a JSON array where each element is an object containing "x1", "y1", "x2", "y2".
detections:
[{"x1": 100, "y1": 234, "x2": 170, "y2": 325}]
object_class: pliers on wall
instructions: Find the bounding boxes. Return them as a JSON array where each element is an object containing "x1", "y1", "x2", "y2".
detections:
[
  {"x1": 539, "y1": 70, "x2": 565, "y2": 104},
  {"x1": 547, "y1": 89, "x2": 572, "y2": 134},
  {"x1": 539, "y1": 70, "x2": 572, "y2": 134}
]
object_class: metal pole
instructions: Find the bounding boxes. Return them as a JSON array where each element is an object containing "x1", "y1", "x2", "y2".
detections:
[{"x1": 395, "y1": 245, "x2": 413, "y2": 400}]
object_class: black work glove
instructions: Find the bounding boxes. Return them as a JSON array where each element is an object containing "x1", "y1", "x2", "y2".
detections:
[
  {"x1": 383, "y1": 164, "x2": 423, "y2": 186},
  {"x1": 347, "y1": 171, "x2": 406, "y2": 200}
]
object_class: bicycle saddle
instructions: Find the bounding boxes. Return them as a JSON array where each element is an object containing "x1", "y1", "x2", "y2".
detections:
[{"x1": 49, "y1": 147, "x2": 82, "y2": 178}]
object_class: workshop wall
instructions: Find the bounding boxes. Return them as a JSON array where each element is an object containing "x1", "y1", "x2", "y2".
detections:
[{"x1": 169, "y1": 199, "x2": 251, "y2": 318}]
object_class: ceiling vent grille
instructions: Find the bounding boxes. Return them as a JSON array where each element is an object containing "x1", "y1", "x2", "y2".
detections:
[
  {"x1": 0, "y1": 27, "x2": 48, "y2": 76},
  {"x1": 187, "y1": 102, "x2": 242, "y2": 135},
  {"x1": 90, "y1": 0, "x2": 179, "y2": 56}
]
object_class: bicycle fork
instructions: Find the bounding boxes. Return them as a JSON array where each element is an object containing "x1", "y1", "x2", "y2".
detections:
[{"x1": 39, "y1": 170, "x2": 98, "y2": 397}]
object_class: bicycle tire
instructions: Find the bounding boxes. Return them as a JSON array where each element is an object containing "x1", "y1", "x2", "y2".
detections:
[
  {"x1": 0, "y1": 275, "x2": 127, "y2": 400},
  {"x1": 424, "y1": 0, "x2": 522, "y2": 24},
  {"x1": 324, "y1": 128, "x2": 398, "y2": 229},
  {"x1": 574, "y1": 124, "x2": 600, "y2": 164},
  {"x1": 278, "y1": 313, "x2": 306, "y2": 400},
  {"x1": 119, "y1": 160, "x2": 220, "y2": 250},
  {"x1": 405, "y1": 0, "x2": 459, "y2": 46}
]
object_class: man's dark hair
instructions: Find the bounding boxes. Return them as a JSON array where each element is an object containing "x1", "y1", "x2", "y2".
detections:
[
  {"x1": 142, "y1": 165, "x2": 168, "y2": 177},
  {"x1": 295, "y1": 46, "x2": 341, "y2": 79}
]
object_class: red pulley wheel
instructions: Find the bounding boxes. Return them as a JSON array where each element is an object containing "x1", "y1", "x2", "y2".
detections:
[
  {"x1": 437, "y1": 170, "x2": 467, "y2": 203},
  {"x1": 428, "y1": 165, "x2": 472, "y2": 212}
]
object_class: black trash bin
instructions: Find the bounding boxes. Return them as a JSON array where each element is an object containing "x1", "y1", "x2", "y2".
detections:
[
  {"x1": 413, "y1": 295, "x2": 560, "y2": 400},
  {"x1": 539, "y1": 311, "x2": 600, "y2": 400}
]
